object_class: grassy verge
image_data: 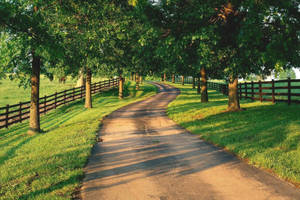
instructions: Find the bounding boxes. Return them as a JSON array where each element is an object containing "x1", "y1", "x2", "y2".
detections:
[
  {"x1": 166, "y1": 82, "x2": 300, "y2": 185},
  {"x1": 0, "y1": 81, "x2": 157, "y2": 200},
  {"x1": 0, "y1": 75, "x2": 106, "y2": 105}
]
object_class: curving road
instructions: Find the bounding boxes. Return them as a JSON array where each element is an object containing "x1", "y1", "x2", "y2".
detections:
[{"x1": 81, "y1": 82, "x2": 300, "y2": 200}]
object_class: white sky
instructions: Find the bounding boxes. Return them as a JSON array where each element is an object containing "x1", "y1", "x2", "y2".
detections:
[{"x1": 294, "y1": 68, "x2": 300, "y2": 79}]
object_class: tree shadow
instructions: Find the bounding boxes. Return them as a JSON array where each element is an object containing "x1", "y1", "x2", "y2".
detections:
[
  {"x1": 0, "y1": 134, "x2": 36, "y2": 166},
  {"x1": 174, "y1": 89, "x2": 300, "y2": 165},
  {"x1": 83, "y1": 132, "x2": 239, "y2": 192}
]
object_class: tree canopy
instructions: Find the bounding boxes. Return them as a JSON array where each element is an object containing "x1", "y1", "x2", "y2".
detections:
[{"x1": 0, "y1": 0, "x2": 299, "y2": 130}]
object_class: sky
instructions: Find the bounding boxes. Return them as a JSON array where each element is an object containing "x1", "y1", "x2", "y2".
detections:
[{"x1": 293, "y1": 68, "x2": 300, "y2": 79}]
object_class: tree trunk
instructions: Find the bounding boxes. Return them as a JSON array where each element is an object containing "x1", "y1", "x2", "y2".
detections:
[
  {"x1": 164, "y1": 73, "x2": 166, "y2": 82},
  {"x1": 197, "y1": 75, "x2": 201, "y2": 94},
  {"x1": 161, "y1": 74, "x2": 163, "y2": 82},
  {"x1": 119, "y1": 75, "x2": 124, "y2": 99},
  {"x1": 76, "y1": 69, "x2": 86, "y2": 87},
  {"x1": 227, "y1": 76, "x2": 240, "y2": 111},
  {"x1": 28, "y1": 53, "x2": 41, "y2": 135},
  {"x1": 85, "y1": 68, "x2": 92, "y2": 108},
  {"x1": 201, "y1": 67, "x2": 208, "y2": 102},
  {"x1": 182, "y1": 75, "x2": 184, "y2": 85},
  {"x1": 192, "y1": 77, "x2": 195, "y2": 89},
  {"x1": 139, "y1": 75, "x2": 143, "y2": 85},
  {"x1": 136, "y1": 72, "x2": 140, "y2": 90},
  {"x1": 172, "y1": 74, "x2": 175, "y2": 83}
]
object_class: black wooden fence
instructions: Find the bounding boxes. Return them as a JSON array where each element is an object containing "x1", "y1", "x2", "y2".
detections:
[
  {"x1": 169, "y1": 76, "x2": 300, "y2": 105},
  {"x1": 0, "y1": 78, "x2": 119, "y2": 129}
]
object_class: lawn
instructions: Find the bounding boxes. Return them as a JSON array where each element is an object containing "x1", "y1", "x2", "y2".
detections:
[
  {"x1": 0, "y1": 81, "x2": 157, "y2": 200},
  {"x1": 166, "y1": 82, "x2": 300, "y2": 185},
  {"x1": 0, "y1": 75, "x2": 106, "y2": 106}
]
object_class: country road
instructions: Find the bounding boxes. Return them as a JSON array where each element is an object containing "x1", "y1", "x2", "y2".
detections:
[{"x1": 81, "y1": 82, "x2": 300, "y2": 200}]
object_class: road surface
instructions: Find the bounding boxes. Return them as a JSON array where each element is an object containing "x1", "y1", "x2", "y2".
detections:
[{"x1": 81, "y1": 82, "x2": 300, "y2": 200}]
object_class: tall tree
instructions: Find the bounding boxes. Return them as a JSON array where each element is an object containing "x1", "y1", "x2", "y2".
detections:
[{"x1": 0, "y1": 1, "x2": 66, "y2": 134}]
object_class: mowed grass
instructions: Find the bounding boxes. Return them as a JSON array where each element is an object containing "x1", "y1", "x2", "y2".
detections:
[
  {"x1": 0, "y1": 76, "x2": 106, "y2": 106},
  {"x1": 166, "y1": 82, "x2": 300, "y2": 185},
  {"x1": 0, "y1": 81, "x2": 157, "y2": 200}
]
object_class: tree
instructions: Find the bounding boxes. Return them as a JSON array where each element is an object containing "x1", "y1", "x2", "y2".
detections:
[
  {"x1": 278, "y1": 69, "x2": 296, "y2": 80},
  {"x1": 211, "y1": 1, "x2": 299, "y2": 111},
  {"x1": 0, "y1": 1, "x2": 66, "y2": 134}
]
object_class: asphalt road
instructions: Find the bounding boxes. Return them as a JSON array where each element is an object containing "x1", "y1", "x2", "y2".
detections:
[{"x1": 81, "y1": 82, "x2": 300, "y2": 200}]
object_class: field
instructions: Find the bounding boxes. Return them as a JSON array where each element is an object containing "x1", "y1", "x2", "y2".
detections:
[
  {"x1": 0, "y1": 81, "x2": 157, "y2": 200},
  {"x1": 166, "y1": 82, "x2": 300, "y2": 185},
  {"x1": 0, "y1": 76, "x2": 106, "y2": 106}
]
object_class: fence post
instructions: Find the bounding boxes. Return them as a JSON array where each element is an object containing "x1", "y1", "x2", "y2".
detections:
[
  {"x1": 19, "y1": 102, "x2": 22, "y2": 123},
  {"x1": 259, "y1": 80, "x2": 262, "y2": 102},
  {"x1": 245, "y1": 82, "x2": 248, "y2": 99},
  {"x1": 44, "y1": 96, "x2": 47, "y2": 114},
  {"x1": 239, "y1": 83, "x2": 242, "y2": 99},
  {"x1": 288, "y1": 77, "x2": 291, "y2": 105},
  {"x1": 5, "y1": 104, "x2": 9, "y2": 128},
  {"x1": 64, "y1": 90, "x2": 66, "y2": 105},
  {"x1": 251, "y1": 81, "x2": 254, "y2": 101},
  {"x1": 272, "y1": 79, "x2": 275, "y2": 103},
  {"x1": 73, "y1": 88, "x2": 75, "y2": 101},
  {"x1": 54, "y1": 92, "x2": 57, "y2": 109}
]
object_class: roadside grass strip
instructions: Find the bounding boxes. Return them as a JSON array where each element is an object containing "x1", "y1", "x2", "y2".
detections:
[{"x1": 167, "y1": 82, "x2": 300, "y2": 185}]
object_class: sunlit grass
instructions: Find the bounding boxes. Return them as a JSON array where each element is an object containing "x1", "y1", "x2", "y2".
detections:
[
  {"x1": 0, "y1": 81, "x2": 156, "y2": 200},
  {"x1": 167, "y1": 82, "x2": 300, "y2": 185},
  {"x1": 0, "y1": 75, "x2": 107, "y2": 105}
]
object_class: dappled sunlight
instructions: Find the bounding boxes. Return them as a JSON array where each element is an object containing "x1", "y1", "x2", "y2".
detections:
[
  {"x1": 167, "y1": 83, "x2": 300, "y2": 184},
  {"x1": 0, "y1": 82, "x2": 157, "y2": 199}
]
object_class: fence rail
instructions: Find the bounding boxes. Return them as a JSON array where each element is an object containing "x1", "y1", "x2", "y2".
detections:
[
  {"x1": 169, "y1": 76, "x2": 300, "y2": 105},
  {"x1": 0, "y1": 78, "x2": 119, "y2": 129}
]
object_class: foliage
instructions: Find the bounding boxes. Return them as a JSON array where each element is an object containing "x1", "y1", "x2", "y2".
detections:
[
  {"x1": 0, "y1": 0, "x2": 66, "y2": 84},
  {"x1": 278, "y1": 69, "x2": 296, "y2": 80}
]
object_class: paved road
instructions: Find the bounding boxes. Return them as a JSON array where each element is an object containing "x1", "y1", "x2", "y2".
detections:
[{"x1": 81, "y1": 82, "x2": 300, "y2": 200}]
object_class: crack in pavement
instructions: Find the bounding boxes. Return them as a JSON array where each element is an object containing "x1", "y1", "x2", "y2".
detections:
[{"x1": 81, "y1": 82, "x2": 300, "y2": 200}]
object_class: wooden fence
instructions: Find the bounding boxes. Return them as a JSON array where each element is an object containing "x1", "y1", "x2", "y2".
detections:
[
  {"x1": 169, "y1": 76, "x2": 300, "y2": 105},
  {"x1": 0, "y1": 78, "x2": 119, "y2": 129}
]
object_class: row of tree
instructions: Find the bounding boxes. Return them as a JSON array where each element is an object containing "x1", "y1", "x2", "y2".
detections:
[
  {"x1": 0, "y1": 0, "x2": 145, "y2": 134},
  {"x1": 0, "y1": 0, "x2": 299, "y2": 134},
  {"x1": 138, "y1": 0, "x2": 299, "y2": 110}
]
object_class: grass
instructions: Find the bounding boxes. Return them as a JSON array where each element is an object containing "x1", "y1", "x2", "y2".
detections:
[
  {"x1": 0, "y1": 81, "x2": 157, "y2": 200},
  {"x1": 166, "y1": 82, "x2": 300, "y2": 185},
  {"x1": 0, "y1": 75, "x2": 107, "y2": 106}
]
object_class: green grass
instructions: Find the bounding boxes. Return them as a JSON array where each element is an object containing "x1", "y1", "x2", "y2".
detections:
[
  {"x1": 0, "y1": 81, "x2": 157, "y2": 200},
  {"x1": 167, "y1": 82, "x2": 300, "y2": 185},
  {"x1": 0, "y1": 76, "x2": 107, "y2": 106}
]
